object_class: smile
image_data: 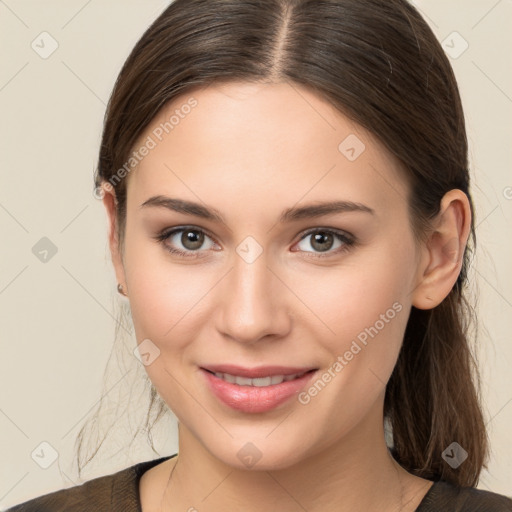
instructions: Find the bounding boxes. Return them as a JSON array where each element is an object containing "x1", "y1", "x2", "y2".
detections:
[
  {"x1": 206, "y1": 370, "x2": 310, "y2": 387},
  {"x1": 201, "y1": 368, "x2": 319, "y2": 413}
]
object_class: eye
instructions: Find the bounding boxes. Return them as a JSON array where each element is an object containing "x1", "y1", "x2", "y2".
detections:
[
  {"x1": 293, "y1": 228, "x2": 355, "y2": 257},
  {"x1": 154, "y1": 226, "x2": 218, "y2": 258},
  {"x1": 154, "y1": 226, "x2": 355, "y2": 259}
]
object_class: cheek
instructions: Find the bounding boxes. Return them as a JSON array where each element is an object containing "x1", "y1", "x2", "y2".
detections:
[
  {"x1": 295, "y1": 248, "x2": 412, "y2": 349},
  {"x1": 122, "y1": 236, "x2": 213, "y2": 411},
  {"x1": 295, "y1": 266, "x2": 410, "y2": 437},
  {"x1": 304, "y1": 245, "x2": 414, "y2": 394},
  {"x1": 122, "y1": 228, "x2": 213, "y2": 344}
]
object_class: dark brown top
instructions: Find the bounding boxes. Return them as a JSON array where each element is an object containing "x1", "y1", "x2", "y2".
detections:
[{"x1": 6, "y1": 453, "x2": 512, "y2": 511}]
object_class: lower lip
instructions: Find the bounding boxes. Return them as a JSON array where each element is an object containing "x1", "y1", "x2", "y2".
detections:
[{"x1": 200, "y1": 368, "x2": 317, "y2": 413}]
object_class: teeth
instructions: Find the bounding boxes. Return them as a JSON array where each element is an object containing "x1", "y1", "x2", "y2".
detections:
[{"x1": 213, "y1": 371, "x2": 306, "y2": 386}]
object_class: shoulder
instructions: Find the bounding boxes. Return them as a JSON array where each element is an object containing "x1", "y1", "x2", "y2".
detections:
[
  {"x1": 417, "y1": 480, "x2": 512, "y2": 512},
  {"x1": 4, "y1": 456, "x2": 174, "y2": 512}
]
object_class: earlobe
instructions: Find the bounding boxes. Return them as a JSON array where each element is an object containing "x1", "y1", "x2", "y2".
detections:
[{"x1": 411, "y1": 189, "x2": 471, "y2": 310}]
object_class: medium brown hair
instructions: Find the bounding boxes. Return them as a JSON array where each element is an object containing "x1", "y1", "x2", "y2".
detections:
[{"x1": 84, "y1": 0, "x2": 488, "y2": 486}]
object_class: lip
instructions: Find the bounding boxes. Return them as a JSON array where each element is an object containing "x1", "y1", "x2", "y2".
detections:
[
  {"x1": 200, "y1": 367, "x2": 318, "y2": 413},
  {"x1": 200, "y1": 364, "x2": 317, "y2": 379}
]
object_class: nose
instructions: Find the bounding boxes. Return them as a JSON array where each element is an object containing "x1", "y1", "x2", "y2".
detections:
[{"x1": 214, "y1": 250, "x2": 292, "y2": 344}]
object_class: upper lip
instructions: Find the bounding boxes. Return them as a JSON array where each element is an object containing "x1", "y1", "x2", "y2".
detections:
[{"x1": 200, "y1": 364, "x2": 317, "y2": 378}]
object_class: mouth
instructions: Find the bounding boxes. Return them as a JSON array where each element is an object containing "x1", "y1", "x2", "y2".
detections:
[
  {"x1": 200, "y1": 366, "x2": 319, "y2": 413},
  {"x1": 202, "y1": 368, "x2": 317, "y2": 387}
]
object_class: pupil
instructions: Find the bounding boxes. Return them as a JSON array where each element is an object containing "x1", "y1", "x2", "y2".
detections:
[
  {"x1": 182, "y1": 230, "x2": 204, "y2": 250},
  {"x1": 311, "y1": 232, "x2": 333, "y2": 252}
]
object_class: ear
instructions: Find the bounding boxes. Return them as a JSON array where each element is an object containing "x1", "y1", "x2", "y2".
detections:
[
  {"x1": 100, "y1": 183, "x2": 128, "y2": 294},
  {"x1": 411, "y1": 189, "x2": 472, "y2": 310}
]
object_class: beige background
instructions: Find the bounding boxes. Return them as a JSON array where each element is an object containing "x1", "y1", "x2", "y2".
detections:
[{"x1": 1, "y1": 0, "x2": 511, "y2": 508}]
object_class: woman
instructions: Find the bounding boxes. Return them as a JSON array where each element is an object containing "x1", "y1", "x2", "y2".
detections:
[{"x1": 8, "y1": 0, "x2": 512, "y2": 510}]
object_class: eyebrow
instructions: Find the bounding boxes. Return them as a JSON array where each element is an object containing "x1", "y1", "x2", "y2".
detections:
[{"x1": 139, "y1": 195, "x2": 375, "y2": 223}]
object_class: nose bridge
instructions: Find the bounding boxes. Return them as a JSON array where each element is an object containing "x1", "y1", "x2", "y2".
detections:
[{"x1": 216, "y1": 246, "x2": 290, "y2": 343}]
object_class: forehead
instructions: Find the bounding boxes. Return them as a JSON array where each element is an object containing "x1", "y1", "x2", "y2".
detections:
[{"x1": 126, "y1": 81, "x2": 409, "y2": 219}]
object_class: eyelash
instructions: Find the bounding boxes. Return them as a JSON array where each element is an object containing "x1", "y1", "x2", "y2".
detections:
[{"x1": 154, "y1": 225, "x2": 356, "y2": 259}]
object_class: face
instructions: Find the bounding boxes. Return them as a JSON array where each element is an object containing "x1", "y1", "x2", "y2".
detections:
[{"x1": 107, "y1": 81, "x2": 425, "y2": 470}]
